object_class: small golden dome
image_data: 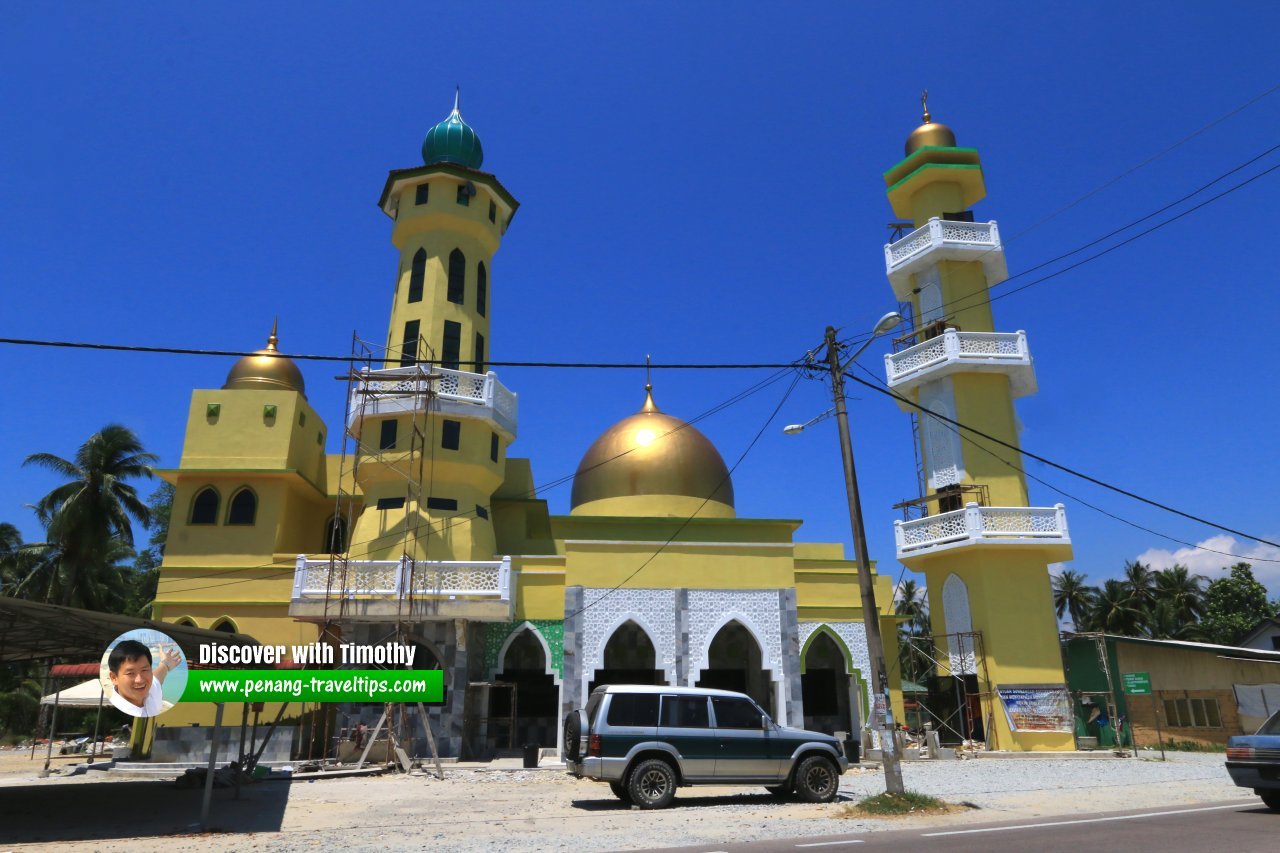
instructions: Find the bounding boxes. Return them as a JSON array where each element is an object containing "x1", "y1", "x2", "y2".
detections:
[
  {"x1": 905, "y1": 89, "x2": 956, "y2": 156},
  {"x1": 223, "y1": 320, "x2": 306, "y2": 397},
  {"x1": 570, "y1": 385, "x2": 734, "y2": 516}
]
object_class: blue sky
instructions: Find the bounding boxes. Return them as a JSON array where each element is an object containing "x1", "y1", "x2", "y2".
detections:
[{"x1": 2, "y1": 3, "x2": 1279, "y2": 595}]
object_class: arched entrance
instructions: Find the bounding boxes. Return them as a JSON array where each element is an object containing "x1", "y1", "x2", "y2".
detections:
[
  {"x1": 696, "y1": 620, "x2": 774, "y2": 717},
  {"x1": 801, "y1": 630, "x2": 855, "y2": 736},
  {"x1": 491, "y1": 628, "x2": 558, "y2": 750},
  {"x1": 589, "y1": 620, "x2": 665, "y2": 691}
]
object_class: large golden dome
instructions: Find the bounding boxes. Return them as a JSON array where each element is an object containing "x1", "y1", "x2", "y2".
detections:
[
  {"x1": 223, "y1": 321, "x2": 306, "y2": 397},
  {"x1": 570, "y1": 386, "x2": 735, "y2": 517}
]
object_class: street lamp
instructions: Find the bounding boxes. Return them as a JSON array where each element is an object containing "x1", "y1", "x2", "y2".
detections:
[{"x1": 787, "y1": 311, "x2": 905, "y2": 795}]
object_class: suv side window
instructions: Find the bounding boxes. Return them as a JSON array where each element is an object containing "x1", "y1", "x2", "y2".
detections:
[
  {"x1": 660, "y1": 696, "x2": 710, "y2": 728},
  {"x1": 607, "y1": 693, "x2": 660, "y2": 727},
  {"x1": 586, "y1": 691, "x2": 604, "y2": 726},
  {"x1": 711, "y1": 697, "x2": 763, "y2": 729}
]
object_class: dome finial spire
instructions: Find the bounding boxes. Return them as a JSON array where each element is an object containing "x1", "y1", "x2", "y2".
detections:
[
  {"x1": 921, "y1": 88, "x2": 931, "y2": 123},
  {"x1": 422, "y1": 87, "x2": 484, "y2": 168},
  {"x1": 642, "y1": 354, "x2": 658, "y2": 412},
  {"x1": 267, "y1": 317, "x2": 279, "y2": 352}
]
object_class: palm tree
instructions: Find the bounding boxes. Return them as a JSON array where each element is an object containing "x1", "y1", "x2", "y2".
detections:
[
  {"x1": 895, "y1": 579, "x2": 933, "y2": 684},
  {"x1": 895, "y1": 579, "x2": 930, "y2": 633},
  {"x1": 1153, "y1": 564, "x2": 1207, "y2": 625},
  {"x1": 0, "y1": 522, "x2": 22, "y2": 592},
  {"x1": 21, "y1": 425, "x2": 156, "y2": 607},
  {"x1": 1147, "y1": 598, "x2": 1208, "y2": 641},
  {"x1": 1052, "y1": 569, "x2": 1097, "y2": 630},
  {"x1": 11, "y1": 505, "x2": 137, "y2": 611},
  {"x1": 1122, "y1": 561, "x2": 1158, "y2": 611},
  {"x1": 1091, "y1": 579, "x2": 1144, "y2": 636}
]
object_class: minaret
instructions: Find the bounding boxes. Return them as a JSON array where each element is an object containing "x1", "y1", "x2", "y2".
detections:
[
  {"x1": 379, "y1": 89, "x2": 517, "y2": 372},
  {"x1": 882, "y1": 93, "x2": 1073, "y2": 752},
  {"x1": 347, "y1": 93, "x2": 521, "y2": 562}
]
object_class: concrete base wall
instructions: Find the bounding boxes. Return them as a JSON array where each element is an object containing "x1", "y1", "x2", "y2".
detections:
[{"x1": 151, "y1": 725, "x2": 298, "y2": 764}]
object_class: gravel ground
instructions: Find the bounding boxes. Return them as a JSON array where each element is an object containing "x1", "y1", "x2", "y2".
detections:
[{"x1": 0, "y1": 750, "x2": 1254, "y2": 851}]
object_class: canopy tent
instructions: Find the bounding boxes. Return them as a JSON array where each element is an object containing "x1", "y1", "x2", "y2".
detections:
[{"x1": 41, "y1": 677, "x2": 107, "y2": 708}]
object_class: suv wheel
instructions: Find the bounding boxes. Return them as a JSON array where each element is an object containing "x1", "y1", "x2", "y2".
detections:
[
  {"x1": 792, "y1": 755, "x2": 838, "y2": 803},
  {"x1": 609, "y1": 781, "x2": 632, "y2": 803},
  {"x1": 628, "y1": 758, "x2": 677, "y2": 809},
  {"x1": 563, "y1": 710, "x2": 588, "y2": 761},
  {"x1": 1261, "y1": 791, "x2": 1280, "y2": 811}
]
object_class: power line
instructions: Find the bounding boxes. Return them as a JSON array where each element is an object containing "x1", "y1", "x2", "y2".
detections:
[
  {"x1": 838, "y1": 140, "x2": 1280, "y2": 354},
  {"x1": 996, "y1": 81, "x2": 1280, "y2": 251},
  {"x1": 841, "y1": 370, "x2": 1280, "y2": 552},
  {"x1": 8, "y1": 146, "x2": 1278, "y2": 372},
  {"x1": 0, "y1": 337, "x2": 800, "y2": 370},
  {"x1": 939, "y1": 154, "x2": 1280, "y2": 319},
  {"x1": 890, "y1": 142, "x2": 1280, "y2": 328},
  {"x1": 849, "y1": 362, "x2": 1280, "y2": 565}
]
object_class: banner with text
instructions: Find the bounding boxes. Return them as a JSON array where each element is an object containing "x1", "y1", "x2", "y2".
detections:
[
  {"x1": 996, "y1": 685, "x2": 1073, "y2": 732},
  {"x1": 181, "y1": 670, "x2": 444, "y2": 704}
]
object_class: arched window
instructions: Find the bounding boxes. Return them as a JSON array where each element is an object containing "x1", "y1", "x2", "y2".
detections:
[
  {"x1": 408, "y1": 248, "x2": 426, "y2": 303},
  {"x1": 172, "y1": 617, "x2": 197, "y2": 627},
  {"x1": 447, "y1": 249, "x2": 465, "y2": 304},
  {"x1": 212, "y1": 618, "x2": 237, "y2": 634},
  {"x1": 322, "y1": 516, "x2": 348, "y2": 553},
  {"x1": 190, "y1": 487, "x2": 219, "y2": 525},
  {"x1": 476, "y1": 261, "x2": 487, "y2": 317},
  {"x1": 227, "y1": 488, "x2": 257, "y2": 526}
]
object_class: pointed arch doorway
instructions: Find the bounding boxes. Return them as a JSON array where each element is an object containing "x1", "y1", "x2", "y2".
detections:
[
  {"x1": 589, "y1": 619, "x2": 665, "y2": 691},
  {"x1": 491, "y1": 626, "x2": 560, "y2": 751},
  {"x1": 800, "y1": 629, "x2": 860, "y2": 736},
  {"x1": 695, "y1": 620, "x2": 774, "y2": 718}
]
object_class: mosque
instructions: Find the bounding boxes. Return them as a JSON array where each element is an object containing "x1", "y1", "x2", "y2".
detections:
[{"x1": 151, "y1": 94, "x2": 1072, "y2": 760}]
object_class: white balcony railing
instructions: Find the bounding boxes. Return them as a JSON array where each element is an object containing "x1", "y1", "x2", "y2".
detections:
[
  {"x1": 348, "y1": 366, "x2": 517, "y2": 437},
  {"x1": 894, "y1": 503, "x2": 1069, "y2": 559},
  {"x1": 884, "y1": 328, "x2": 1036, "y2": 402},
  {"x1": 291, "y1": 555, "x2": 512, "y2": 600},
  {"x1": 883, "y1": 217, "x2": 1008, "y2": 299}
]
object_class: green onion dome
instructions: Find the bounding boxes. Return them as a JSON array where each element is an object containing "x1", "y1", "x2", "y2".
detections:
[{"x1": 422, "y1": 90, "x2": 484, "y2": 169}]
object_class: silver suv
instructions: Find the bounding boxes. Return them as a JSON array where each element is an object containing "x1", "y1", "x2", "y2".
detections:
[{"x1": 564, "y1": 684, "x2": 848, "y2": 809}]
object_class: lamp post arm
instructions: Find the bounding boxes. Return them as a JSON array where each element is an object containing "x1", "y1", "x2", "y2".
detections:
[{"x1": 823, "y1": 324, "x2": 905, "y2": 795}]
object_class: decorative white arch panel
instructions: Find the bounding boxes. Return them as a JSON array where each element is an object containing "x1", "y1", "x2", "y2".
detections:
[
  {"x1": 919, "y1": 380, "x2": 964, "y2": 489},
  {"x1": 579, "y1": 588, "x2": 677, "y2": 690},
  {"x1": 687, "y1": 590, "x2": 783, "y2": 678},
  {"x1": 941, "y1": 573, "x2": 976, "y2": 675},
  {"x1": 797, "y1": 622, "x2": 871, "y2": 683},
  {"x1": 916, "y1": 267, "x2": 944, "y2": 324}
]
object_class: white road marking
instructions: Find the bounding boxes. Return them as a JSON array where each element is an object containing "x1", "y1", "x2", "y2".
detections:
[
  {"x1": 794, "y1": 841, "x2": 865, "y2": 848},
  {"x1": 920, "y1": 802, "x2": 1248, "y2": 837}
]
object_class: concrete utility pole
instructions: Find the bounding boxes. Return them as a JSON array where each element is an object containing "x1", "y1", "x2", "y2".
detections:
[{"x1": 823, "y1": 324, "x2": 905, "y2": 795}]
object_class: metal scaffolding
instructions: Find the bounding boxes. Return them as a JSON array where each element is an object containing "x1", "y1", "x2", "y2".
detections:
[{"x1": 900, "y1": 629, "x2": 996, "y2": 749}]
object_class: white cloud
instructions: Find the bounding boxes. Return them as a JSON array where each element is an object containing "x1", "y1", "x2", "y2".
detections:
[{"x1": 1134, "y1": 535, "x2": 1280, "y2": 594}]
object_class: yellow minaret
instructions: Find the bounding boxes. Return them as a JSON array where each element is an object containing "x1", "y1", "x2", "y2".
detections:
[
  {"x1": 346, "y1": 92, "x2": 520, "y2": 562},
  {"x1": 882, "y1": 93, "x2": 1073, "y2": 751}
]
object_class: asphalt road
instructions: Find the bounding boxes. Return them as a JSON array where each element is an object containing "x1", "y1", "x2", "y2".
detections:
[{"x1": 656, "y1": 800, "x2": 1277, "y2": 852}]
